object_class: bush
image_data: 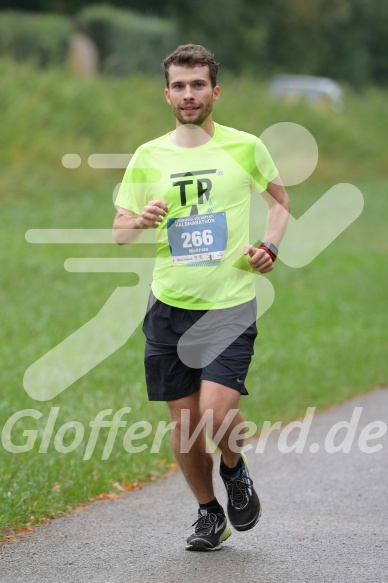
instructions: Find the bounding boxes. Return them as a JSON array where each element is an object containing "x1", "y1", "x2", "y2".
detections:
[
  {"x1": 77, "y1": 4, "x2": 177, "y2": 76},
  {"x1": 0, "y1": 11, "x2": 73, "y2": 67}
]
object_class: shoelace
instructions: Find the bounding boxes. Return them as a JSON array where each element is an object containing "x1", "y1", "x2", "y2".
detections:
[
  {"x1": 225, "y1": 473, "x2": 253, "y2": 509},
  {"x1": 191, "y1": 512, "x2": 219, "y2": 536}
]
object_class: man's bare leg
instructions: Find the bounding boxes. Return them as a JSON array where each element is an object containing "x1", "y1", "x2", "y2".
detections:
[
  {"x1": 167, "y1": 382, "x2": 247, "y2": 501},
  {"x1": 167, "y1": 391, "x2": 215, "y2": 504},
  {"x1": 199, "y1": 380, "x2": 247, "y2": 464},
  {"x1": 199, "y1": 380, "x2": 261, "y2": 532}
]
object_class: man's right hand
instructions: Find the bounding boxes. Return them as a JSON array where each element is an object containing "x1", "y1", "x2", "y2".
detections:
[
  {"x1": 113, "y1": 200, "x2": 168, "y2": 244},
  {"x1": 136, "y1": 199, "x2": 168, "y2": 229}
]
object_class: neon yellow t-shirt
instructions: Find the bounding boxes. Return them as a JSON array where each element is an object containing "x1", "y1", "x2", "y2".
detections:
[{"x1": 115, "y1": 123, "x2": 278, "y2": 310}]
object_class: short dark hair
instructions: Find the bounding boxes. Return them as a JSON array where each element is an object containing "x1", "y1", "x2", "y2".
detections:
[{"x1": 162, "y1": 44, "x2": 219, "y2": 88}]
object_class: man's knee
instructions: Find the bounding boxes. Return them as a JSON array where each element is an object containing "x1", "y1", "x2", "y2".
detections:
[
  {"x1": 201, "y1": 407, "x2": 240, "y2": 438},
  {"x1": 167, "y1": 398, "x2": 202, "y2": 435}
]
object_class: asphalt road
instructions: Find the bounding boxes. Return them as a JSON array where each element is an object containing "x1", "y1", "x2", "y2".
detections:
[{"x1": 1, "y1": 388, "x2": 387, "y2": 583}]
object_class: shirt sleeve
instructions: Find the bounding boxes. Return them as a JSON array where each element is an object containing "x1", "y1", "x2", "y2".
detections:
[
  {"x1": 251, "y1": 138, "x2": 279, "y2": 193},
  {"x1": 114, "y1": 149, "x2": 148, "y2": 215}
]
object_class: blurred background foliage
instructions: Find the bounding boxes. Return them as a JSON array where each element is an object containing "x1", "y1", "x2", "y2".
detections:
[
  {"x1": 0, "y1": 11, "x2": 72, "y2": 67},
  {"x1": 0, "y1": 0, "x2": 387, "y2": 85},
  {"x1": 77, "y1": 4, "x2": 177, "y2": 75}
]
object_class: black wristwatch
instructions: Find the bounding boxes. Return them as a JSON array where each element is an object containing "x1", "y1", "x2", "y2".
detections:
[{"x1": 259, "y1": 241, "x2": 278, "y2": 261}]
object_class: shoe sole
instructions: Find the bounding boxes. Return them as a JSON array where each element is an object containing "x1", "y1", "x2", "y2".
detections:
[
  {"x1": 232, "y1": 506, "x2": 262, "y2": 532},
  {"x1": 186, "y1": 527, "x2": 232, "y2": 551}
]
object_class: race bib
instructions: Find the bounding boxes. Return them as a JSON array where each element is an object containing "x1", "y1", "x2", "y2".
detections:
[{"x1": 167, "y1": 212, "x2": 227, "y2": 264}]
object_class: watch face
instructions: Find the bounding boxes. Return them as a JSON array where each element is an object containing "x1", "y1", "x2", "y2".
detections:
[{"x1": 262, "y1": 242, "x2": 278, "y2": 256}]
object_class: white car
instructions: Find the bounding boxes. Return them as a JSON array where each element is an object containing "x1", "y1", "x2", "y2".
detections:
[{"x1": 269, "y1": 74, "x2": 343, "y2": 111}]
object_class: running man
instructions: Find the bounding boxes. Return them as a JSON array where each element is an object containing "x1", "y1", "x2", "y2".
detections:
[{"x1": 113, "y1": 44, "x2": 290, "y2": 551}]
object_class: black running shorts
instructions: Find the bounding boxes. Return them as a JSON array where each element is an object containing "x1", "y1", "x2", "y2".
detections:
[{"x1": 142, "y1": 293, "x2": 258, "y2": 401}]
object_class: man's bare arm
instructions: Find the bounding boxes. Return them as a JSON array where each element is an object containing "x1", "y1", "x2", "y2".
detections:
[
  {"x1": 244, "y1": 177, "x2": 290, "y2": 273},
  {"x1": 261, "y1": 176, "x2": 291, "y2": 246},
  {"x1": 112, "y1": 199, "x2": 168, "y2": 245}
]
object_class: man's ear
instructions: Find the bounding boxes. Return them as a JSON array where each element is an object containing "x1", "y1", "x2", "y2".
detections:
[
  {"x1": 213, "y1": 85, "x2": 221, "y2": 102},
  {"x1": 164, "y1": 87, "x2": 171, "y2": 105}
]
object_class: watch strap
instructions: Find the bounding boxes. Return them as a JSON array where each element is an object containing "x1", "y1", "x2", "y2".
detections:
[{"x1": 259, "y1": 241, "x2": 278, "y2": 262}]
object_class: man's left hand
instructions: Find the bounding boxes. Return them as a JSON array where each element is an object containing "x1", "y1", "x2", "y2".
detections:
[{"x1": 243, "y1": 245, "x2": 274, "y2": 273}]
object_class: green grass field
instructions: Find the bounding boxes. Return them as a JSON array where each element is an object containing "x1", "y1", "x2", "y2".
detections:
[{"x1": 0, "y1": 60, "x2": 387, "y2": 538}]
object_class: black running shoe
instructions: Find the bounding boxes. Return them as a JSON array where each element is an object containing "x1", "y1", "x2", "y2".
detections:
[
  {"x1": 186, "y1": 509, "x2": 232, "y2": 551},
  {"x1": 220, "y1": 453, "x2": 261, "y2": 532}
]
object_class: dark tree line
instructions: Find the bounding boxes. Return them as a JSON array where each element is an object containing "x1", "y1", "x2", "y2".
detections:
[
  {"x1": 0, "y1": 0, "x2": 387, "y2": 86},
  {"x1": 0, "y1": 1, "x2": 169, "y2": 16}
]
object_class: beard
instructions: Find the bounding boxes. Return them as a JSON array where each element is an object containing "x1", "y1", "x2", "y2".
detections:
[{"x1": 172, "y1": 99, "x2": 214, "y2": 126}]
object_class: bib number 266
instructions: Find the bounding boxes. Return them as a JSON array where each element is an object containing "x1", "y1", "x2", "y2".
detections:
[{"x1": 182, "y1": 230, "x2": 214, "y2": 248}]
